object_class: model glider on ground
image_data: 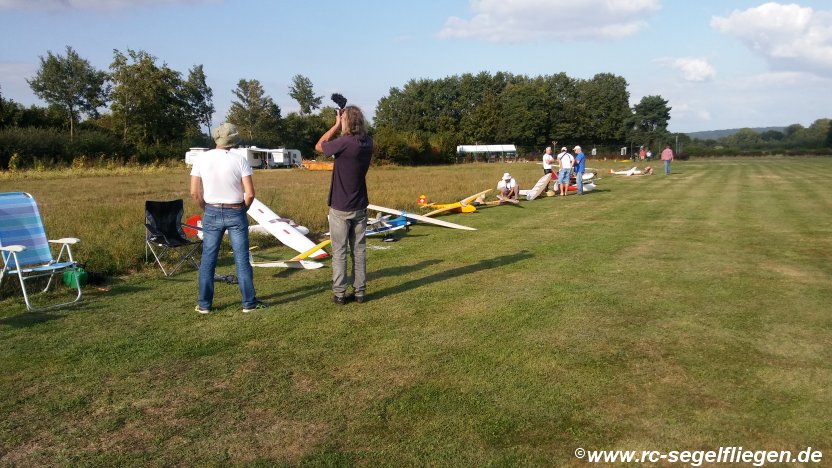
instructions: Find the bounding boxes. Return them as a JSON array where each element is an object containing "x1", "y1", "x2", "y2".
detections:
[
  {"x1": 609, "y1": 166, "x2": 653, "y2": 176},
  {"x1": 247, "y1": 198, "x2": 328, "y2": 259},
  {"x1": 367, "y1": 204, "x2": 477, "y2": 231},
  {"x1": 418, "y1": 189, "x2": 491, "y2": 217},
  {"x1": 248, "y1": 238, "x2": 331, "y2": 269},
  {"x1": 365, "y1": 212, "x2": 411, "y2": 237}
]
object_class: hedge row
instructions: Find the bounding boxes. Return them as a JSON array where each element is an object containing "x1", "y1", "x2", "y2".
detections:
[{"x1": 0, "y1": 127, "x2": 196, "y2": 169}]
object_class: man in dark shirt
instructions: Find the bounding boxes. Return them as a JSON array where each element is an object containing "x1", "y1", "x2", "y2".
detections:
[{"x1": 315, "y1": 106, "x2": 373, "y2": 305}]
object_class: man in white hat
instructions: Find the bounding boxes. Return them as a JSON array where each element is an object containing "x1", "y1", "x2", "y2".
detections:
[
  {"x1": 555, "y1": 146, "x2": 574, "y2": 197},
  {"x1": 190, "y1": 122, "x2": 266, "y2": 314},
  {"x1": 497, "y1": 172, "x2": 519, "y2": 203},
  {"x1": 573, "y1": 145, "x2": 586, "y2": 195}
]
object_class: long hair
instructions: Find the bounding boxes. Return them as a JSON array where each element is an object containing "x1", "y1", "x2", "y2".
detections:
[{"x1": 341, "y1": 105, "x2": 367, "y2": 137}]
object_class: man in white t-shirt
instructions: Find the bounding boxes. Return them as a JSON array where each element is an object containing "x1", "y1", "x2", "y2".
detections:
[
  {"x1": 542, "y1": 146, "x2": 555, "y2": 192},
  {"x1": 555, "y1": 147, "x2": 574, "y2": 197},
  {"x1": 189, "y1": 122, "x2": 265, "y2": 314},
  {"x1": 497, "y1": 172, "x2": 519, "y2": 202}
]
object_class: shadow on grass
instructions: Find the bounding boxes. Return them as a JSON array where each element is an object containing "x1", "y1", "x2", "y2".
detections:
[
  {"x1": 0, "y1": 310, "x2": 67, "y2": 328},
  {"x1": 369, "y1": 250, "x2": 533, "y2": 300},
  {"x1": 257, "y1": 259, "x2": 444, "y2": 304}
]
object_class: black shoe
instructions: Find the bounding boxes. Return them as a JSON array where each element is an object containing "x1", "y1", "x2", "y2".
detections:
[
  {"x1": 333, "y1": 295, "x2": 346, "y2": 305},
  {"x1": 345, "y1": 292, "x2": 365, "y2": 304}
]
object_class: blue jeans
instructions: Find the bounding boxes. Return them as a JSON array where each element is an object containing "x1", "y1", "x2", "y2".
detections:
[
  {"x1": 198, "y1": 205, "x2": 256, "y2": 309},
  {"x1": 556, "y1": 168, "x2": 571, "y2": 185},
  {"x1": 664, "y1": 160, "x2": 671, "y2": 175},
  {"x1": 328, "y1": 208, "x2": 367, "y2": 297},
  {"x1": 575, "y1": 171, "x2": 584, "y2": 193}
]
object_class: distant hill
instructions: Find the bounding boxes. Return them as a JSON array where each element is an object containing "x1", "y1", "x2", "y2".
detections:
[{"x1": 685, "y1": 127, "x2": 786, "y2": 141}]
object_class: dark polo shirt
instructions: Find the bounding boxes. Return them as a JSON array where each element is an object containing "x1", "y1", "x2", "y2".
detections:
[{"x1": 322, "y1": 134, "x2": 373, "y2": 211}]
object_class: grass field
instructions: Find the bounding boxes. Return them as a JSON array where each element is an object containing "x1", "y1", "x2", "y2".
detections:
[{"x1": 1, "y1": 157, "x2": 831, "y2": 465}]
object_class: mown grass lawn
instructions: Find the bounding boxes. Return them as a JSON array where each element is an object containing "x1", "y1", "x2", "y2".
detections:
[{"x1": 1, "y1": 157, "x2": 831, "y2": 465}]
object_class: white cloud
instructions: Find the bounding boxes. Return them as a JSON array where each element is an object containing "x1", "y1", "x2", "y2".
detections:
[
  {"x1": 711, "y1": 2, "x2": 832, "y2": 75},
  {"x1": 438, "y1": 0, "x2": 661, "y2": 42},
  {"x1": 657, "y1": 57, "x2": 716, "y2": 82},
  {"x1": 0, "y1": 0, "x2": 215, "y2": 10}
]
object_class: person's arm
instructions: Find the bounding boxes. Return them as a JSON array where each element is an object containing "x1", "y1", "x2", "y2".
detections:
[
  {"x1": 190, "y1": 176, "x2": 205, "y2": 210},
  {"x1": 242, "y1": 175, "x2": 255, "y2": 208},
  {"x1": 315, "y1": 111, "x2": 342, "y2": 154}
]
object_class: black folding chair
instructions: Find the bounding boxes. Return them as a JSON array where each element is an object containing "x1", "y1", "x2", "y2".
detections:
[{"x1": 144, "y1": 200, "x2": 201, "y2": 276}]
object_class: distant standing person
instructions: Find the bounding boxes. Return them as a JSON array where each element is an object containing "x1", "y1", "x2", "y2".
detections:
[
  {"x1": 542, "y1": 146, "x2": 555, "y2": 191},
  {"x1": 190, "y1": 122, "x2": 265, "y2": 314},
  {"x1": 555, "y1": 146, "x2": 574, "y2": 197},
  {"x1": 573, "y1": 145, "x2": 586, "y2": 195},
  {"x1": 315, "y1": 106, "x2": 373, "y2": 305},
  {"x1": 661, "y1": 143, "x2": 674, "y2": 175}
]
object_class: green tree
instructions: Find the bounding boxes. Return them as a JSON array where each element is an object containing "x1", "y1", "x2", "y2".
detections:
[
  {"x1": 578, "y1": 73, "x2": 631, "y2": 145},
  {"x1": 725, "y1": 128, "x2": 761, "y2": 147},
  {"x1": 629, "y1": 95, "x2": 672, "y2": 148},
  {"x1": 184, "y1": 64, "x2": 214, "y2": 137},
  {"x1": 760, "y1": 130, "x2": 784, "y2": 141},
  {"x1": 27, "y1": 46, "x2": 109, "y2": 141},
  {"x1": 110, "y1": 48, "x2": 194, "y2": 146},
  {"x1": 288, "y1": 74, "x2": 322, "y2": 116},
  {"x1": 227, "y1": 79, "x2": 281, "y2": 146},
  {"x1": 827, "y1": 122, "x2": 832, "y2": 148}
]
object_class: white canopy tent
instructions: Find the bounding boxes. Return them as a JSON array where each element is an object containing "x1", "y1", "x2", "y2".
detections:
[{"x1": 455, "y1": 144, "x2": 517, "y2": 163}]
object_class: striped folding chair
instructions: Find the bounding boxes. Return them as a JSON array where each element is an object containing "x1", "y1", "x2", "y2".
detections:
[{"x1": 0, "y1": 192, "x2": 82, "y2": 311}]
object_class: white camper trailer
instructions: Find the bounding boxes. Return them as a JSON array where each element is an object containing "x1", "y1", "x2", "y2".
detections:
[
  {"x1": 232, "y1": 147, "x2": 268, "y2": 169},
  {"x1": 266, "y1": 148, "x2": 302, "y2": 168},
  {"x1": 185, "y1": 146, "x2": 288, "y2": 169}
]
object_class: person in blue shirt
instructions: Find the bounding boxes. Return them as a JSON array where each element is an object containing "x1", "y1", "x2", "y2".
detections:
[{"x1": 573, "y1": 145, "x2": 586, "y2": 195}]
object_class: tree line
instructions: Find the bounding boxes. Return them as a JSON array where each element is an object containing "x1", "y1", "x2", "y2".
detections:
[
  {"x1": 0, "y1": 46, "x2": 333, "y2": 169},
  {"x1": 2, "y1": 46, "x2": 828, "y2": 171},
  {"x1": 679, "y1": 120, "x2": 832, "y2": 157}
]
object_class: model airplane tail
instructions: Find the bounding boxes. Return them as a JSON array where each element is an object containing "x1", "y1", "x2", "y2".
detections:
[{"x1": 248, "y1": 198, "x2": 328, "y2": 259}]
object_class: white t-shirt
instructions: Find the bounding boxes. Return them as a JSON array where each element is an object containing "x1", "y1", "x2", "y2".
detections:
[
  {"x1": 190, "y1": 148, "x2": 253, "y2": 204},
  {"x1": 542, "y1": 152, "x2": 555, "y2": 170},
  {"x1": 497, "y1": 178, "x2": 518, "y2": 191},
  {"x1": 557, "y1": 152, "x2": 574, "y2": 170}
]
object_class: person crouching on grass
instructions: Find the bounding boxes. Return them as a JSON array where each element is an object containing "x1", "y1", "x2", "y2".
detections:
[
  {"x1": 189, "y1": 122, "x2": 266, "y2": 314},
  {"x1": 497, "y1": 172, "x2": 519, "y2": 203},
  {"x1": 315, "y1": 106, "x2": 373, "y2": 305}
]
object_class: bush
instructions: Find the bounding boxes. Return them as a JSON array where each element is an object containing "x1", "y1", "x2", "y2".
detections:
[
  {"x1": 66, "y1": 130, "x2": 129, "y2": 161},
  {"x1": 0, "y1": 127, "x2": 68, "y2": 169}
]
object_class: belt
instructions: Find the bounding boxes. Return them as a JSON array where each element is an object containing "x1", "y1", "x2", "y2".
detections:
[{"x1": 207, "y1": 203, "x2": 244, "y2": 209}]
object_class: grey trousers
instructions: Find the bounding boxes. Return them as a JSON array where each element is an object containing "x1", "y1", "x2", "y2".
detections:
[{"x1": 328, "y1": 208, "x2": 367, "y2": 296}]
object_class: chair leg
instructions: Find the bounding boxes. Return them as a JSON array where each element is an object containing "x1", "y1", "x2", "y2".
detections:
[
  {"x1": 18, "y1": 269, "x2": 83, "y2": 312},
  {"x1": 166, "y1": 243, "x2": 201, "y2": 276},
  {"x1": 146, "y1": 241, "x2": 201, "y2": 277}
]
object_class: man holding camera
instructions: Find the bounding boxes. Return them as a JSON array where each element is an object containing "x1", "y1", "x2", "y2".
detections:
[{"x1": 315, "y1": 106, "x2": 373, "y2": 305}]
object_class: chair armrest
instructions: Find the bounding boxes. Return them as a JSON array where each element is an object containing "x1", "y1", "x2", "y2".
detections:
[
  {"x1": 49, "y1": 238, "x2": 80, "y2": 244},
  {"x1": 0, "y1": 244, "x2": 26, "y2": 253}
]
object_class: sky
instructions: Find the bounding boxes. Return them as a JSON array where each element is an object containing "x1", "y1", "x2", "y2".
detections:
[{"x1": 1, "y1": 0, "x2": 831, "y2": 133}]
